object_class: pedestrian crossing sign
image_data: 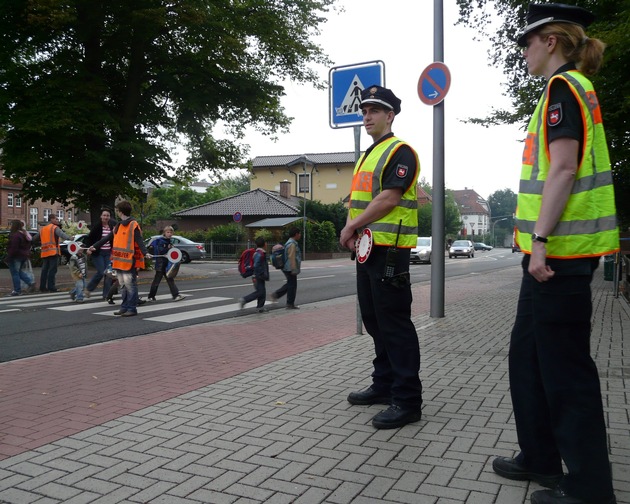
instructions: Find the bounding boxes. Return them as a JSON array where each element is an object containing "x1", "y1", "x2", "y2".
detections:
[{"x1": 329, "y1": 61, "x2": 385, "y2": 129}]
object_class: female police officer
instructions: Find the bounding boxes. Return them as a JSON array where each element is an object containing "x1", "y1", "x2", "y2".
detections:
[{"x1": 491, "y1": 4, "x2": 619, "y2": 504}]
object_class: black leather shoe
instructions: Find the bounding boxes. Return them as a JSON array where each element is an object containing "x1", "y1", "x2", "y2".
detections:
[
  {"x1": 347, "y1": 386, "x2": 391, "y2": 406},
  {"x1": 492, "y1": 457, "x2": 562, "y2": 489},
  {"x1": 371, "y1": 405, "x2": 422, "y2": 429},
  {"x1": 531, "y1": 487, "x2": 617, "y2": 504}
]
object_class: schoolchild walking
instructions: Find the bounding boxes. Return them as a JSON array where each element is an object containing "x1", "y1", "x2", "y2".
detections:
[
  {"x1": 68, "y1": 251, "x2": 87, "y2": 303},
  {"x1": 238, "y1": 236, "x2": 269, "y2": 312},
  {"x1": 147, "y1": 226, "x2": 184, "y2": 302}
]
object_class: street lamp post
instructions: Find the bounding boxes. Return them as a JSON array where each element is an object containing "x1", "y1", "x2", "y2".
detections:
[
  {"x1": 287, "y1": 155, "x2": 315, "y2": 260},
  {"x1": 492, "y1": 217, "x2": 508, "y2": 247}
]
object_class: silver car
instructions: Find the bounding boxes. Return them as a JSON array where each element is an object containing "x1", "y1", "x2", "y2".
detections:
[
  {"x1": 410, "y1": 237, "x2": 432, "y2": 264},
  {"x1": 449, "y1": 239, "x2": 475, "y2": 259},
  {"x1": 146, "y1": 235, "x2": 206, "y2": 263}
]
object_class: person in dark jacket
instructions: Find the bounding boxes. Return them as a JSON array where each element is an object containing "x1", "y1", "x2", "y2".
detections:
[
  {"x1": 238, "y1": 236, "x2": 269, "y2": 313},
  {"x1": 84, "y1": 207, "x2": 117, "y2": 300},
  {"x1": 147, "y1": 226, "x2": 184, "y2": 302},
  {"x1": 6, "y1": 220, "x2": 36, "y2": 296}
]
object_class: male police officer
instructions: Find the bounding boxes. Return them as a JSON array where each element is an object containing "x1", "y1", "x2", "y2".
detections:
[{"x1": 340, "y1": 85, "x2": 423, "y2": 429}]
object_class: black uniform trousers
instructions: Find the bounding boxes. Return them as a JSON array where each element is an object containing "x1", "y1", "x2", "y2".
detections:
[
  {"x1": 356, "y1": 246, "x2": 422, "y2": 410},
  {"x1": 509, "y1": 257, "x2": 614, "y2": 502}
]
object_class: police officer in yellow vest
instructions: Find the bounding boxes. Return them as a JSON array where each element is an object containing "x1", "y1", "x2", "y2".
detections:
[
  {"x1": 89, "y1": 200, "x2": 149, "y2": 317},
  {"x1": 36, "y1": 214, "x2": 72, "y2": 292},
  {"x1": 491, "y1": 5, "x2": 619, "y2": 504},
  {"x1": 340, "y1": 85, "x2": 423, "y2": 430}
]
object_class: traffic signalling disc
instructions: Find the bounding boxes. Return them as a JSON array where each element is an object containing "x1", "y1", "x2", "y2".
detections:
[
  {"x1": 166, "y1": 247, "x2": 182, "y2": 264},
  {"x1": 67, "y1": 242, "x2": 81, "y2": 255},
  {"x1": 77, "y1": 220, "x2": 86, "y2": 230},
  {"x1": 356, "y1": 228, "x2": 373, "y2": 264}
]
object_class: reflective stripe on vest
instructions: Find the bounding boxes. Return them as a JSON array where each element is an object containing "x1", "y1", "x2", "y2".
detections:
[
  {"x1": 349, "y1": 137, "x2": 419, "y2": 247},
  {"x1": 40, "y1": 223, "x2": 59, "y2": 257},
  {"x1": 111, "y1": 221, "x2": 139, "y2": 270},
  {"x1": 515, "y1": 71, "x2": 619, "y2": 258}
]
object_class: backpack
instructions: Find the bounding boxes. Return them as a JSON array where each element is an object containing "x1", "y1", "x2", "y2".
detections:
[
  {"x1": 271, "y1": 243, "x2": 285, "y2": 270},
  {"x1": 238, "y1": 248, "x2": 256, "y2": 278}
]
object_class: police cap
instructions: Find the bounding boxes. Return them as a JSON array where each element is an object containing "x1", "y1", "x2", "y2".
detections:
[
  {"x1": 359, "y1": 85, "x2": 401, "y2": 115},
  {"x1": 517, "y1": 3, "x2": 595, "y2": 47}
]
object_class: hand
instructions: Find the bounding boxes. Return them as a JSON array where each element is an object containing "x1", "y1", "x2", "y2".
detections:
[
  {"x1": 87, "y1": 247, "x2": 94, "y2": 255},
  {"x1": 339, "y1": 225, "x2": 358, "y2": 250},
  {"x1": 145, "y1": 253, "x2": 153, "y2": 259},
  {"x1": 528, "y1": 242, "x2": 555, "y2": 282}
]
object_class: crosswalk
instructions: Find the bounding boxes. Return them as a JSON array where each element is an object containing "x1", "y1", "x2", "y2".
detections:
[{"x1": 0, "y1": 289, "x2": 251, "y2": 324}]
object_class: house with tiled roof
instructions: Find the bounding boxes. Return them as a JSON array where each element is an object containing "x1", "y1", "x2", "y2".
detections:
[
  {"x1": 452, "y1": 188, "x2": 490, "y2": 238},
  {"x1": 251, "y1": 152, "x2": 356, "y2": 205},
  {"x1": 172, "y1": 181, "x2": 303, "y2": 232}
]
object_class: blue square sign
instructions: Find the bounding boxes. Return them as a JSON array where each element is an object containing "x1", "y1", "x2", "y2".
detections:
[{"x1": 329, "y1": 61, "x2": 385, "y2": 129}]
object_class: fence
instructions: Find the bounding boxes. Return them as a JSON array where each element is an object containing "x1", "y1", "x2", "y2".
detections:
[{"x1": 203, "y1": 241, "x2": 251, "y2": 261}]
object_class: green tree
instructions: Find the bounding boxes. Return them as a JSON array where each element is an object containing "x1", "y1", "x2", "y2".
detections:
[
  {"x1": 487, "y1": 188, "x2": 517, "y2": 231},
  {"x1": 417, "y1": 190, "x2": 463, "y2": 239},
  {"x1": 300, "y1": 199, "x2": 347, "y2": 237},
  {"x1": 0, "y1": 0, "x2": 334, "y2": 221},
  {"x1": 455, "y1": 0, "x2": 630, "y2": 226}
]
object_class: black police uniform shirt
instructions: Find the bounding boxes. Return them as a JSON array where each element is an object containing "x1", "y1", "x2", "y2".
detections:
[{"x1": 526, "y1": 62, "x2": 598, "y2": 276}]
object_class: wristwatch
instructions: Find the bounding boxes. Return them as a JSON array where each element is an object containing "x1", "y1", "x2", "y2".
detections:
[{"x1": 531, "y1": 233, "x2": 548, "y2": 243}]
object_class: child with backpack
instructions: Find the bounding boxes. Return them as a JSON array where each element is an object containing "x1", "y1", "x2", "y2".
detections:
[{"x1": 238, "y1": 236, "x2": 269, "y2": 313}]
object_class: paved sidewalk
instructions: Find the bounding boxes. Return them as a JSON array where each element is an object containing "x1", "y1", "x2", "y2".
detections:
[{"x1": 0, "y1": 264, "x2": 628, "y2": 503}]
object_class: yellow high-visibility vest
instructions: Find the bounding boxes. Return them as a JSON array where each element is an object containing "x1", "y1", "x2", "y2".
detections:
[
  {"x1": 515, "y1": 71, "x2": 619, "y2": 258},
  {"x1": 349, "y1": 137, "x2": 419, "y2": 248}
]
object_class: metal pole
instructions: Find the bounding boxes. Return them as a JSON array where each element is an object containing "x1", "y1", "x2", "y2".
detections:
[
  {"x1": 430, "y1": 0, "x2": 445, "y2": 318},
  {"x1": 354, "y1": 125, "x2": 363, "y2": 335},
  {"x1": 303, "y1": 162, "x2": 307, "y2": 260}
]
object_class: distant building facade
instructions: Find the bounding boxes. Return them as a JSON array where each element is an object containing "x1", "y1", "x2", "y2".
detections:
[
  {"x1": 0, "y1": 169, "x2": 89, "y2": 230},
  {"x1": 452, "y1": 188, "x2": 490, "y2": 237}
]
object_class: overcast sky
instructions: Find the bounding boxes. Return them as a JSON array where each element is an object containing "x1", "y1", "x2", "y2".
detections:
[{"x1": 211, "y1": 0, "x2": 526, "y2": 199}]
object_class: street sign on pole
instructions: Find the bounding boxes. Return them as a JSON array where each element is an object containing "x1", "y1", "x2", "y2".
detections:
[
  {"x1": 329, "y1": 61, "x2": 385, "y2": 129},
  {"x1": 418, "y1": 61, "x2": 451, "y2": 106}
]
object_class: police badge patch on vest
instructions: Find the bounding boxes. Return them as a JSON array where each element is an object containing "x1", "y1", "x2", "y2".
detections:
[
  {"x1": 396, "y1": 164, "x2": 408, "y2": 178},
  {"x1": 547, "y1": 103, "x2": 563, "y2": 127}
]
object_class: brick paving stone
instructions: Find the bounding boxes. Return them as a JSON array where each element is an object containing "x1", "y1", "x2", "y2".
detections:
[{"x1": 0, "y1": 264, "x2": 628, "y2": 503}]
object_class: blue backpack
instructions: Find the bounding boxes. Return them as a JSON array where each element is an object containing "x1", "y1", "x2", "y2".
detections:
[{"x1": 271, "y1": 244, "x2": 285, "y2": 270}]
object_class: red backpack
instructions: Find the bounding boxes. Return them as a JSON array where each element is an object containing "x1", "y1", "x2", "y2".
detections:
[{"x1": 238, "y1": 248, "x2": 256, "y2": 278}]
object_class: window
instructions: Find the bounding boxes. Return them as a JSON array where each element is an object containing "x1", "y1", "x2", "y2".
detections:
[
  {"x1": 298, "y1": 173, "x2": 310, "y2": 194},
  {"x1": 44, "y1": 209, "x2": 52, "y2": 221},
  {"x1": 30, "y1": 208, "x2": 38, "y2": 229},
  {"x1": 67, "y1": 210, "x2": 73, "y2": 222},
  {"x1": 15, "y1": 194, "x2": 22, "y2": 208},
  {"x1": 7, "y1": 193, "x2": 13, "y2": 207},
  {"x1": 56, "y1": 209, "x2": 64, "y2": 221}
]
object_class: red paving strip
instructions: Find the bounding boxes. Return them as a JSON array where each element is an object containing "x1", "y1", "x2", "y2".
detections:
[{"x1": 0, "y1": 300, "x2": 358, "y2": 460}]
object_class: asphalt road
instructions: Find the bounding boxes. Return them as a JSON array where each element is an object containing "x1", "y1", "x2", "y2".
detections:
[{"x1": 0, "y1": 249, "x2": 522, "y2": 362}]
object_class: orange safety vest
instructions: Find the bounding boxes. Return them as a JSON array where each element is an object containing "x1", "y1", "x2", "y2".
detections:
[
  {"x1": 111, "y1": 220, "x2": 145, "y2": 271},
  {"x1": 40, "y1": 223, "x2": 60, "y2": 258}
]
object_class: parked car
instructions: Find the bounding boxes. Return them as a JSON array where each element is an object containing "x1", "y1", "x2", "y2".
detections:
[
  {"x1": 449, "y1": 239, "x2": 475, "y2": 259},
  {"x1": 512, "y1": 242, "x2": 521, "y2": 253},
  {"x1": 60, "y1": 233, "x2": 89, "y2": 264},
  {"x1": 145, "y1": 235, "x2": 206, "y2": 263},
  {"x1": 410, "y1": 236, "x2": 432, "y2": 264},
  {"x1": 473, "y1": 242, "x2": 493, "y2": 251}
]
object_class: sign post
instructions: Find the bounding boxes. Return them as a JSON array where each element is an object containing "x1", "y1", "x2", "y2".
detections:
[
  {"x1": 418, "y1": 0, "x2": 448, "y2": 319},
  {"x1": 329, "y1": 60, "x2": 386, "y2": 334}
]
